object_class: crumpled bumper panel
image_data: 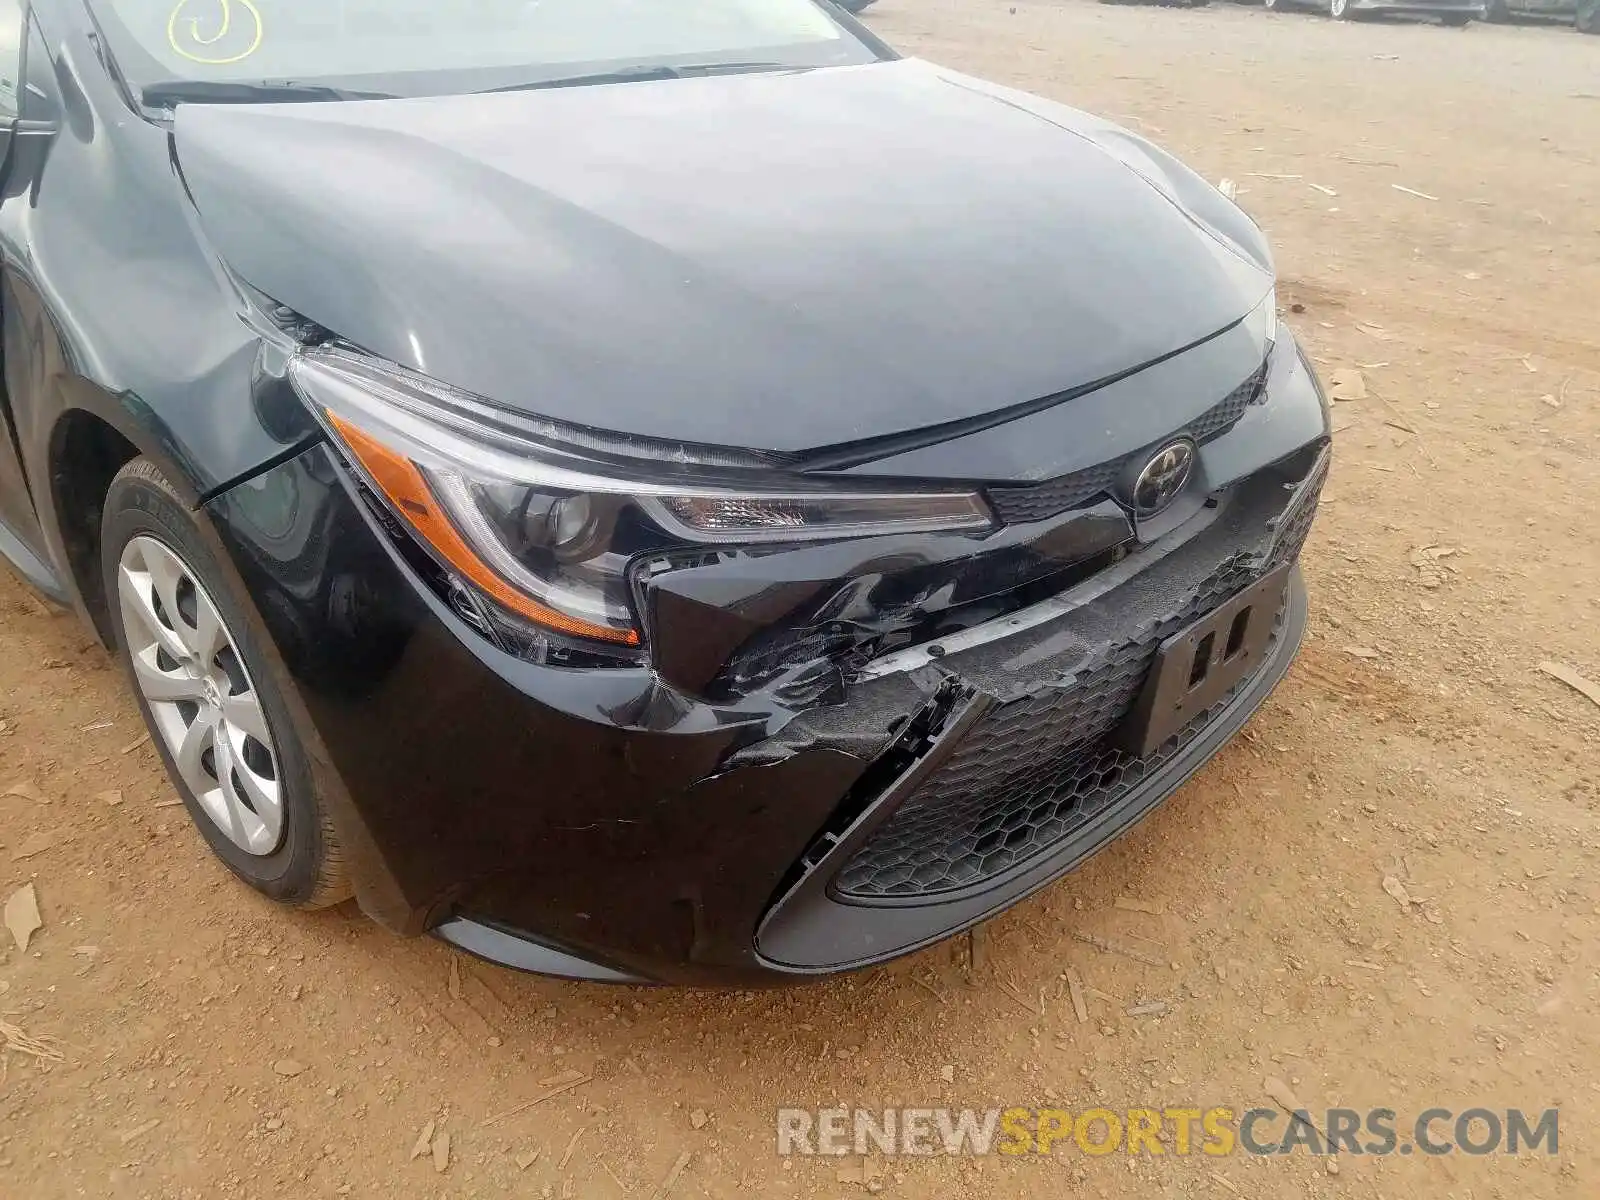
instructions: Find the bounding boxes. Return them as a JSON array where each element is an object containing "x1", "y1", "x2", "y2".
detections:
[
  {"x1": 754, "y1": 442, "x2": 1325, "y2": 971},
  {"x1": 837, "y1": 444, "x2": 1327, "y2": 901}
]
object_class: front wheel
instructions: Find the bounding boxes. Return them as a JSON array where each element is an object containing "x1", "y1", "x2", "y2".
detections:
[
  {"x1": 103, "y1": 458, "x2": 350, "y2": 908},
  {"x1": 1330, "y1": 0, "x2": 1356, "y2": 17}
]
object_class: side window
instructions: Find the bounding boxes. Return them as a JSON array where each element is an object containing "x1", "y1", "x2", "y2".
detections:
[{"x1": 0, "y1": 0, "x2": 20, "y2": 120}]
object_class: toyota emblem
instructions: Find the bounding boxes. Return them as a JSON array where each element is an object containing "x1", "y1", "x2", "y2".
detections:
[{"x1": 1124, "y1": 439, "x2": 1197, "y2": 518}]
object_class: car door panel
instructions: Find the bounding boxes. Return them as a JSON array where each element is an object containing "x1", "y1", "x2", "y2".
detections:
[{"x1": 0, "y1": 0, "x2": 40, "y2": 571}]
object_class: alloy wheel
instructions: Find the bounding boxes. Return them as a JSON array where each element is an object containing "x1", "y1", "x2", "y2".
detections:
[{"x1": 116, "y1": 535, "x2": 284, "y2": 856}]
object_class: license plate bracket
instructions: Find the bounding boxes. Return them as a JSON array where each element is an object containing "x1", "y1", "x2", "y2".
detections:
[{"x1": 1121, "y1": 564, "x2": 1291, "y2": 758}]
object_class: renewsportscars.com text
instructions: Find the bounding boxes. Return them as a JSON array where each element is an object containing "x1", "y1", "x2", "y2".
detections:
[{"x1": 776, "y1": 1106, "x2": 1559, "y2": 1158}]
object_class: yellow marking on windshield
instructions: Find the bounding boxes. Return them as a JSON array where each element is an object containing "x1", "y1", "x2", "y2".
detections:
[{"x1": 168, "y1": 0, "x2": 264, "y2": 66}]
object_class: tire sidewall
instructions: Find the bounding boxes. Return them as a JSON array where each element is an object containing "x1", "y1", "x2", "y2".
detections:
[{"x1": 101, "y1": 461, "x2": 326, "y2": 904}]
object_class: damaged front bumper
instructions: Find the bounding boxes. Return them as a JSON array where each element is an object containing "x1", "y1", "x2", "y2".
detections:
[
  {"x1": 205, "y1": 338, "x2": 1330, "y2": 987},
  {"x1": 755, "y1": 486, "x2": 1317, "y2": 972}
]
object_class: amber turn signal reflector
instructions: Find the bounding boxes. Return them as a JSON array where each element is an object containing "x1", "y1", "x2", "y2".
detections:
[{"x1": 326, "y1": 412, "x2": 641, "y2": 646}]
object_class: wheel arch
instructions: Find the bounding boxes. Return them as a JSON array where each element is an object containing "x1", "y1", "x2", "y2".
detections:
[{"x1": 46, "y1": 406, "x2": 142, "y2": 645}]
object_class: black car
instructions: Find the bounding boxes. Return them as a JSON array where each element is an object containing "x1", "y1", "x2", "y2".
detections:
[
  {"x1": 1263, "y1": 0, "x2": 1483, "y2": 22},
  {"x1": 1484, "y1": 0, "x2": 1588, "y2": 25},
  {"x1": 0, "y1": 0, "x2": 1329, "y2": 985}
]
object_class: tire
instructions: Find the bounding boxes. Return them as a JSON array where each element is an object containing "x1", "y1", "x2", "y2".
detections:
[
  {"x1": 1329, "y1": 0, "x2": 1355, "y2": 18},
  {"x1": 1263, "y1": 0, "x2": 1282, "y2": 12},
  {"x1": 102, "y1": 458, "x2": 350, "y2": 909}
]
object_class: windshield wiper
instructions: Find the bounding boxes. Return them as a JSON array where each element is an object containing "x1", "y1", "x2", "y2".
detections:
[
  {"x1": 485, "y1": 61, "x2": 794, "y2": 94},
  {"x1": 141, "y1": 80, "x2": 396, "y2": 110}
]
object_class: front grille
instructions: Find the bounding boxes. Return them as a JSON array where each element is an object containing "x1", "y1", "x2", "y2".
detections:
[
  {"x1": 1188, "y1": 363, "x2": 1270, "y2": 443},
  {"x1": 986, "y1": 460, "x2": 1124, "y2": 525},
  {"x1": 1266, "y1": 447, "x2": 1329, "y2": 572},
  {"x1": 987, "y1": 364, "x2": 1267, "y2": 525},
  {"x1": 832, "y1": 638, "x2": 1274, "y2": 899},
  {"x1": 833, "y1": 557, "x2": 1260, "y2": 899},
  {"x1": 832, "y1": 448, "x2": 1323, "y2": 903}
]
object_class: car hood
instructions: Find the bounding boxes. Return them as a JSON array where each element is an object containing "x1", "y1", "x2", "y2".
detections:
[{"x1": 174, "y1": 59, "x2": 1273, "y2": 458}]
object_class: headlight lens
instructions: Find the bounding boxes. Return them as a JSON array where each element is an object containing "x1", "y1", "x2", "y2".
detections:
[
  {"x1": 290, "y1": 347, "x2": 995, "y2": 652},
  {"x1": 1242, "y1": 286, "x2": 1278, "y2": 351}
]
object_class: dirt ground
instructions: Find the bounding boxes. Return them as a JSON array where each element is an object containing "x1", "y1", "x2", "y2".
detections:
[{"x1": 3, "y1": 4, "x2": 1599, "y2": 1198}]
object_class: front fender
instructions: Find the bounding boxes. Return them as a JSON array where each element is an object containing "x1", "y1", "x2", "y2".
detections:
[{"x1": 3, "y1": 18, "x2": 323, "y2": 618}]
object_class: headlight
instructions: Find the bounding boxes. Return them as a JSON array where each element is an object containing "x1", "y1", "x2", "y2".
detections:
[
  {"x1": 1242, "y1": 287, "x2": 1278, "y2": 351},
  {"x1": 289, "y1": 347, "x2": 995, "y2": 653}
]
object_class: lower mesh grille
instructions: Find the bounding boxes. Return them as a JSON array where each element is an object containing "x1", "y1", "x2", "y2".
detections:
[
  {"x1": 832, "y1": 653, "x2": 1272, "y2": 900},
  {"x1": 833, "y1": 560, "x2": 1261, "y2": 899},
  {"x1": 832, "y1": 450, "x2": 1323, "y2": 903}
]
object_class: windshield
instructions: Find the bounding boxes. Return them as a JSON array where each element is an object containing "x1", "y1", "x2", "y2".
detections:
[{"x1": 88, "y1": 0, "x2": 882, "y2": 99}]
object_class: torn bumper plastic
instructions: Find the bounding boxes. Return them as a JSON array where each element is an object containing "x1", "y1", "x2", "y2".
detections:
[
  {"x1": 753, "y1": 444, "x2": 1324, "y2": 972},
  {"x1": 757, "y1": 565, "x2": 1308, "y2": 972}
]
